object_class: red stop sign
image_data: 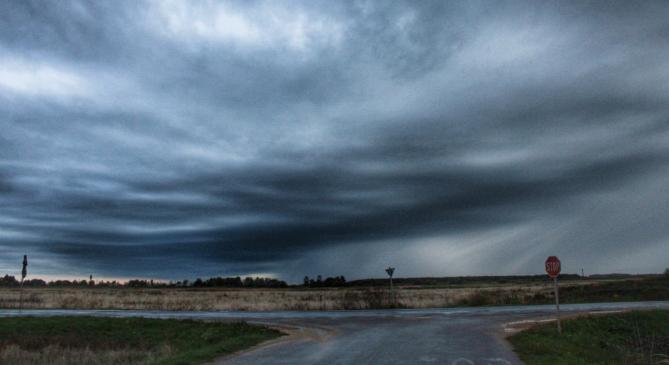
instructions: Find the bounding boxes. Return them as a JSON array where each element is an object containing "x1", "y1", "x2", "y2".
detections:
[{"x1": 545, "y1": 256, "x2": 561, "y2": 278}]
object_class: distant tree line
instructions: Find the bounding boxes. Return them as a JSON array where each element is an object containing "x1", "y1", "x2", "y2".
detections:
[
  {"x1": 191, "y1": 276, "x2": 287, "y2": 288},
  {"x1": 0, "y1": 276, "x2": 49, "y2": 287},
  {"x1": 1, "y1": 275, "x2": 106, "y2": 287},
  {"x1": 0, "y1": 274, "x2": 287, "y2": 288},
  {"x1": 346, "y1": 274, "x2": 585, "y2": 287},
  {"x1": 4, "y1": 271, "x2": 666, "y2": 289},
  {"x1": 303, "y1": 275, "x2": 347, "y2": 287}
]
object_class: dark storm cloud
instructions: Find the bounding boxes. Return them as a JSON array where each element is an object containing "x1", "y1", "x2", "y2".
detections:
[{"x1": 1, "y1": 0, "x2": 669, "y2": 280}]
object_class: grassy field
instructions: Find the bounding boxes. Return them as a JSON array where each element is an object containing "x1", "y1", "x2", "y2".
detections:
[
  {"x1": 509, "y1": 310, "x2": 669, "y2": 365},
  {"x1": 0, "y1": 316, "x2": 281, "y2": 365},
  {"x1": 1, "y1": 276, "x2": 666, "y2": 311}
]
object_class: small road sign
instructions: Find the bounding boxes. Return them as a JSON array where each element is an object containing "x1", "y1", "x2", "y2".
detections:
[
  {"x1": 386, "y1": 267, "x2": 395, "y2": 290},
  {"x1": 21, "y1": 255, "x2": 27, "y2": 280},
  {"x1": 545, "y1": 256, "x2": 561, "y2": 278},
  {"x1": 386, "y1": 267, "x2": 396, "y2": 305}
]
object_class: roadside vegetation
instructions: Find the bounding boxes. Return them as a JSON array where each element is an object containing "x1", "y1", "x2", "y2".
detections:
[
  {"x1": 510, "y1": 310, "x2": 669, "y2": 365},
  {"x1": 460, "y1": 274, "x2": 669, "y2": 307},
  {"x1": 0, "y1": 275, "x2": 666, "y2": 311},
  {"x1": 0, "y1": 316, "x2": 282, "y2": 365}
]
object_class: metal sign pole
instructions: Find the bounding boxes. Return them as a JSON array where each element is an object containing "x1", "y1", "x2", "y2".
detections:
[
  {"x1": 554, "y1": 276, "x2": 561, "y2": 334},
  {"x1": 545, "y1": 256, "x2": 562, "y2": 335},
  {"x1": 385, "y1": 267, "x2": 395, "y2": 306},
  {"x1": 20, "y1": 255, "x2": 27, "y2": 314},
  {"x1": 19, "y1": 279, "x2": 24, "y2": 314}
]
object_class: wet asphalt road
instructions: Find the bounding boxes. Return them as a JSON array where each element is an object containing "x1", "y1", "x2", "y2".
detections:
[
  {"x1": 2, "y1": 301, "x2": 669, "y2": 365},
  {"x1": 225, "y1": 314, "x2": 520, "y2": 365}
]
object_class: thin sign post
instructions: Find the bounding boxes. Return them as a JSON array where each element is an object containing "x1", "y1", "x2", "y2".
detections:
[
  {"x1": 385, "y1": 267, "x2": 395, "y2": 305},
  {"x1": 545, "y1": 256, "x2": 561, "y2": 334},
  {"x1": 19, "y1": 255, "x2": 27, "y2": 313},
  {"x1": 385, "y1": 267, "x2": 395, "y2": 290}
]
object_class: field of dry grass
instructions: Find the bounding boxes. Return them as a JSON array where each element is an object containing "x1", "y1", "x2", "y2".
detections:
[{"x1": 0, "y1": 281, "x2": 596, "y2": 311}]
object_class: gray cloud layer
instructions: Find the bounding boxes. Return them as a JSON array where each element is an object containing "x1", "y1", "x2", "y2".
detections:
[{"x1": 1, "y1": 1, "x2": 668, "y2": 281}]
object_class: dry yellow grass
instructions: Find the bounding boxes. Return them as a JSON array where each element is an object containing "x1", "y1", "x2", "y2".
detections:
[{"x1": 0, "y1": 282, "x2": 583, "y2": 311}]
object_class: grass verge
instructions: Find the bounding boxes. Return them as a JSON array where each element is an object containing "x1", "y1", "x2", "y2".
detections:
[
  {"x1": 0, "y1": 316, "x2": 282, "y2": 365},
  {"x1": 509, "y1": 310, "x2": 669, "y2": 365}
]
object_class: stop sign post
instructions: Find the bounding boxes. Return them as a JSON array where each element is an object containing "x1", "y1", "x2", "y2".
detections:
[{"x1": 545, "y1": 256, "x2": 562, "y2": 334}]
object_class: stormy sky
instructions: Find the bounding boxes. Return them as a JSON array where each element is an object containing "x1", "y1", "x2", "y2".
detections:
[{"x1": 1, "y1": 1, "x2": 668, "y2": 282}]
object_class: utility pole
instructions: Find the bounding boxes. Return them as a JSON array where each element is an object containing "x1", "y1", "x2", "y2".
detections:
[{"x1": 19, "y1": 255, "x2": 27, "y2": 314}]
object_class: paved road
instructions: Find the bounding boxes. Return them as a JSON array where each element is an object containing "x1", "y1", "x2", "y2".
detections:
[{"x1": 3, "y1": 301, "x2": 669, "y2": 365}]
